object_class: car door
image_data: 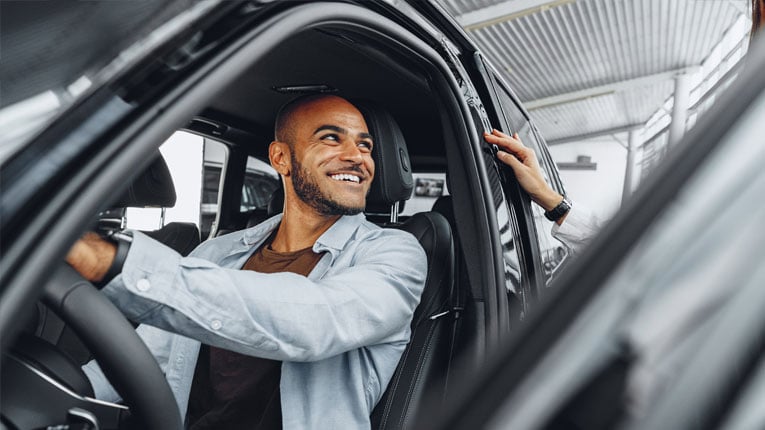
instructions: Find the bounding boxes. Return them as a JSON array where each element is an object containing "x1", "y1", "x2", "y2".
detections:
[
  {"x1": 465, "y1": 51, "x2": 564, "y2": 315},
  {"x1": 490, "y1": 72, "x2": 571, "y2": 286},
  {"x1": 423, "y1": 19, "x2": 765, "y2": 430}
]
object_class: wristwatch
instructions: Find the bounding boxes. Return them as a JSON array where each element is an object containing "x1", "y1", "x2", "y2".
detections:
[
  {"x1": 544, "y1": 198, "x2": 572, "y2": 222},
  {"x1": 98, "y1": 230, "x2": 133, "y2": 287}
]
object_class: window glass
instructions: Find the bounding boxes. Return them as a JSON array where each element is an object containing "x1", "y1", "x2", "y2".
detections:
[
  {"x1": 240, "y1": 157, "x2": 279, "y2": 212},
  {"x1": 494, "y1": 81, "x2": 568, "y2": 282},
  {"x1": 401, "y1": 172, "x2": 450, "y2": 216},
  {"x1": 199, "y1": 148, "x2": 278, "y2": 238},
  {"x1": 126, "y1": 131, "x2": 204, "y2": 230},
  {"x1": 198, "y1": 138, "x2": 230, "y2": 238},
  {"x1": 484, "y1": 150, "x2": 523, "y2": 303}
]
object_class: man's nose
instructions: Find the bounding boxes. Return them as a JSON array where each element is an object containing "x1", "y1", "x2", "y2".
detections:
[{"x1": 339, "y1": 141, "x2": 364, "y2": 163}]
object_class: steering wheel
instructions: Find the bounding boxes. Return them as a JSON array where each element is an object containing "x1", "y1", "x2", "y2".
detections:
[{"x1": 40, "y1": 264, "x2": 183, "y2": 430}]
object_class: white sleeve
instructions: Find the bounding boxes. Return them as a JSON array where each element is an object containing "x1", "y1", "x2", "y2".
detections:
[{"x1": 551, "y1": 204, "x2": 601, "y2": 255}]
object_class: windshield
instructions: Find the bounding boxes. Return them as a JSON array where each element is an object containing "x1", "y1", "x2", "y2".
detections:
[{"x1": 0, "y1": 0, "x2": 219, "y2": 161}]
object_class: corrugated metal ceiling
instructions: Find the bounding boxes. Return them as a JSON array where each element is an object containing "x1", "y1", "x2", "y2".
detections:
[{"x1": 435, "y1": 0, "x2": 748, "y2": 142}]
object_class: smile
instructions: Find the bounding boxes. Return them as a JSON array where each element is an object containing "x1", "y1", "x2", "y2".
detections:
[{"x1": 330, "y1": 173, "x2": 361, "y2": 183}]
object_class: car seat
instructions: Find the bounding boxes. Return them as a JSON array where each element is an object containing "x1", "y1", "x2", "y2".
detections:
[
  {"x1": 355, "y1": 101, "x2": 459, "y2": 430},
  {"x1": 105, "y1": 154, "x2": 201, "y2": 256},
  {"x1": 31, "y1": 154, "x2": 200, "y2": 365}
]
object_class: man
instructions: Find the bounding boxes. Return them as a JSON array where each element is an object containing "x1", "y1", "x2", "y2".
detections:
[{"x1": 67, "y1": 95, "x2": 427, "y2": 429}]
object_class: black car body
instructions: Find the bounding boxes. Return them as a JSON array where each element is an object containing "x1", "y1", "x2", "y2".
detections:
[{"x1": 1, "y1": 1, "x2": 570, "y2": 429}]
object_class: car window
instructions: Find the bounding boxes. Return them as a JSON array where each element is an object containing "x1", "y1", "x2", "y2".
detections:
[
  {"x1": 200, "y1": 145, "x2": 278, "y2": 238},
  {"x1": 240, "y1": 157, "x2": 279, "y2": 212},
  {"x1": 484, "y1": 151, "x2": 524, "y2": 308},
  {"x1": 126, "y1": 130, "x2": 204, "y2": 230},
  {"x1": 493, "y1": 169, "x2": 524, "y2": 315},
  {"x1": 200, "y1": 139, "x2": 227, "y2": 239},
  {"x1": 401, "y1": 173, "x2": 449, "y2": 216},
  {"x1": 493, "y1": 79, "x2": 569, "y2": 283}
]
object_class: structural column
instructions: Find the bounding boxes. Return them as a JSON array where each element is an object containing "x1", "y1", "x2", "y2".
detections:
[
  {"x1": 669, "y1": 72, "x2": 692, "y2": 146},
  {"x1": 622, "y1": 130, "x2": 640, "y2": 204}
]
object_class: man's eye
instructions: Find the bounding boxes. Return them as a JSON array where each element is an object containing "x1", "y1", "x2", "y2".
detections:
[
  {"x1": 321, "y1": 134, "x2": 339, "y2": 142},
  {"x1": 359, "y1": 141, "x2": 373, "y2": 151}
]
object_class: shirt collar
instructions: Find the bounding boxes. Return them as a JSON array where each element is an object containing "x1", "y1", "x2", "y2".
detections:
[
  {"x1": 313, "y1": 213, "x2": 365, "y2": 255},
  {"x1": 242, "y1": 214, "x2": 283, "y2": 247},
  {"x1": 241, "y1": 213, "x2": 365, "y2": 256}
]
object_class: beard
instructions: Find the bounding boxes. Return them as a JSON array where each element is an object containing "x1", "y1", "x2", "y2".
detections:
[{"x1": 290, "y1": 154, "x2": 366, "y2": 216}]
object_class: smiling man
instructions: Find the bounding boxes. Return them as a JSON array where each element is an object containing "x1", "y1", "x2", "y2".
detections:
[
  {"x1": 67, "y1": 94, "x2": 427, "y2": 429},
  {"x1": 268, "y1": 95, "x2": 376, "y2": 252}
]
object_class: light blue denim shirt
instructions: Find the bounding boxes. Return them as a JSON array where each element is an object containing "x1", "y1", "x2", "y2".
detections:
[{"x1": 83, "y1": 213, "x2": 427, "y2": 429}]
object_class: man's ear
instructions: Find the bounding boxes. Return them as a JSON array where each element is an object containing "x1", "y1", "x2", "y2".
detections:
[{"x1": 269, "y1": 141, "x2": 291, "y2": 176}]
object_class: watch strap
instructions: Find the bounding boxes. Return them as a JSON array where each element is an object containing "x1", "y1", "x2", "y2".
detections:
[
  {"x1": 97, "y1": 231, "x2": 133, "y2": 288},
  {"x1": 544, "y1": 198, "x2": 572, "y2": 222}
]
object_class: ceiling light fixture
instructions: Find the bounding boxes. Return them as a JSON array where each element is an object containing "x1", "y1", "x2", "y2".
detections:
[{"x1": 462, "y1": 0, "x2": 576, "y2": 31}]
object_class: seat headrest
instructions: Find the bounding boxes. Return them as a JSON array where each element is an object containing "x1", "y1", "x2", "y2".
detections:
[
  {"x1": 355, "y1": 101, "x2": 414, "y2": 214},
  {"x1": 111, "y1": 153, "x2": 177, "y2": 208}
]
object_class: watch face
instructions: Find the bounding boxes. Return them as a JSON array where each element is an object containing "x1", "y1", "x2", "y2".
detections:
[{"x1": 545, "y1": 199, "x2": 571, "y2": 221}]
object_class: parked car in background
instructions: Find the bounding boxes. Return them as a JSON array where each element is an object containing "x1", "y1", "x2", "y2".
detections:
[{"x1": 1, "y1": 1, "x2": 569, "y2": 429}]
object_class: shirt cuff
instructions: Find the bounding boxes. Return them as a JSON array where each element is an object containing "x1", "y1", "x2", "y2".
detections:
[
  {"x1": 551, "y1": 205, "x2": 601, "y2": 254},
  {"x1": 101, "y1": 231, "x2": 182, "y2": 320}
]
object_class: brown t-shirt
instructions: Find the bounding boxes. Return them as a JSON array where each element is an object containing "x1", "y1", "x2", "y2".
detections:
[{"x1": 187, "y1": 241, "x2": 324, "y2": 430}]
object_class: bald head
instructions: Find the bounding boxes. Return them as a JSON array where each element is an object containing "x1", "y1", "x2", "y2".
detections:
[
  {"x1": 274, "y1": 94, "x2": 363, "y2": 146},
  {"x1": 268, "y1": 93, "x2": 375, "y2": 219}
]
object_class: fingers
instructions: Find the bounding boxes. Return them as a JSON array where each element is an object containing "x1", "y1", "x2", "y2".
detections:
[
  {"x1": 483, "y1": 129, "x2": 527, "y2": 158},
  {"x1": 483, "y1": 129, "x2": 561, "y2": 211},
  {"x1": 66, "y1": 232, "x2": 117, "y2": 282},
  {"x1": 496, "y1": 150, "x2": 523, "y2": 170}
]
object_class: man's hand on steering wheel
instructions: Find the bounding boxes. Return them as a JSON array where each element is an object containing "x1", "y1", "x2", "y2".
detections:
[{"x1": 66, "y1": 232, "x2": 117, "y2": 282}]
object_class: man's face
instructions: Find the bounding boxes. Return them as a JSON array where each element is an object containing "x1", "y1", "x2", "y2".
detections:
[{"x1": 285, "y1": 97, "x2": 375, "y2": 216}]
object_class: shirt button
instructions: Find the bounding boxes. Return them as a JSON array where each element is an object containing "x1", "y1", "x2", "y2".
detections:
[
  {"x1": 210, "y1": 320, "x2": 222, "y2": 330},
  {"x1": 136, "y1": 279, "x2": 151, "y2": 292}
]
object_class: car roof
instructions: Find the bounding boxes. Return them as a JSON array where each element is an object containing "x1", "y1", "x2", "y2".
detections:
[{"x1": 0, "y1": 0, "x2": 203, "y2": 108}]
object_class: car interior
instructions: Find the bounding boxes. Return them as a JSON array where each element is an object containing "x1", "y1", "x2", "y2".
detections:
[
  {"x1": 4, "y1": 18, "x2": 514, "y2": 429},
  {"x1": 9, "y1": 2, "x2": 765, "y2": 430},
  {"x1": 181, "y1": 22, "x2": 505, "y2": 402}
]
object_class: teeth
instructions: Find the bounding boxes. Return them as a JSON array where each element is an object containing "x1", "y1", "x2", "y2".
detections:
[{"x1": 331, "y1": 174, "x2": 360, "y2": 183}]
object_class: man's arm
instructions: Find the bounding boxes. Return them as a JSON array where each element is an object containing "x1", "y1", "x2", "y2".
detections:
[
  {"x1": 484, "y1": 129, "x2": 602, "y2": 254},
  {"x1": 483, "y1": 130, "x2": 560, "y2": 208},
  {"x1": 483, "y1": 129, "x2": 569, "y2": 225},
  {"x1": 72, "y1": 228, "x2": 426, "y2": 363}
]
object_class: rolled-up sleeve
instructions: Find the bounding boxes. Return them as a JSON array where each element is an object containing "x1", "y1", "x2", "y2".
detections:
[{"x1": 102, "y1": 229, "x2": 427, "y2": 362}]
